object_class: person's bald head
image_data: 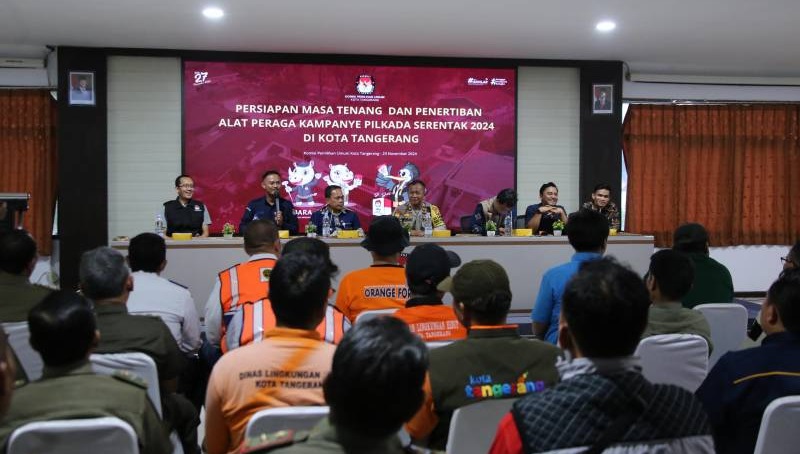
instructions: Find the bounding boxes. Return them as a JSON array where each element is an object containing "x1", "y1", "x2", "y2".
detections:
[{"x1": 244, "y1": 220, "x2": 280, "y2": 256}]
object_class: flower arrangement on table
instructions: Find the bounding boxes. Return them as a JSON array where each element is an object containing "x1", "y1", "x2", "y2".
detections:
[
  {"x1": 222, "y1": 222, "x2": 235, "y2": 237},
  {"x1": 552, "y1": 219, "x2": 566, "y2": 236},
  {"x1": 485, "y1": 220, "x2": 497, "y2": 236}
]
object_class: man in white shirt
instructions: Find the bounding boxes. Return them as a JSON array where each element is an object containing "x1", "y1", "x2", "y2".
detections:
[{"x1": 126, "y1": 232, "x2": 201, "y2": 354}]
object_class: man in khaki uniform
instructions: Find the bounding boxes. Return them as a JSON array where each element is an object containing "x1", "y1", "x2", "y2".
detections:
[
  {"x1": 240, "y1": 317, "x2": 429, "y2": 454},
  {"x1": 0, "y1": 230, "x2": 52, "y2": 322},
  {"x1": 0, "y1": 290, "x2": 172, "y2": 454},
  {"x1": 80, "y1": 246, "x2": 199, "y2": 454}
]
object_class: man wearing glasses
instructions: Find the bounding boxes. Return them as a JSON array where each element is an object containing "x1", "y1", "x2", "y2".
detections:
[{"x1": 163, "y1": 175, "x2": 212, "y2": 237}]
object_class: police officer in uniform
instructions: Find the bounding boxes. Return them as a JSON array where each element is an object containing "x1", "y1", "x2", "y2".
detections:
[
  {"x1": 240, "y1": 318, "x2": 432, "y2": 453},
  {"x1": 163, "y1": 175, "x2": 211, "y2": 237},
  {"x1": 0, "y1": 290, "x2": 172, "y2": 454}
]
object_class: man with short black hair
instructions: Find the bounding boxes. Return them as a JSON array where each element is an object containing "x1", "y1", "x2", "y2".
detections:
[
  {"x1": 407, "y1": 259, "x2": 561, "y2": 450},
  {"x1": 469, "y1": 188, "x2": 517, "y2": 235},
  {"x1": 672, "y1": 222, "x2": 734, "y2": 308},
  {"x1": 0, "y1": 290, "x2": 171, "y2": 454},
  {"x1": 392, "y1": 179, "x2": 446, "y2": 236},
  {"x1": 163, "y1": 174, "x2": 211, "y2": 237},
  {"x1": 0, "y1": 229, "x2": 52, "y2": 322},
  {"x1": 335, "y1": 216, "x2": 410, "y2": 322},
  {"x1": 308, "y1": 185, "x2": 361, "y2": 234},
  {"x1": 491, "y1": 258, "x2": 713, "y2": 453},
  {"x1": 581, "y1": 183, "x2": 620, "y2": 230},
  {"x1": 205, "y1": 253, "x2": 336, "y2": 454},
  {"x1": 205, "y1": 219, "x2": 281, "y2": 353},
  {"x1": 80, "y1": 246, "x2": 199, "y2": 454},
  {"x1": 696, "y1": 268, "x2": 800, "y2": 454},
  {"x1": 643, "y1": 249, "x2": 712, "y2": 349},
  {"x1": 532, "y1": 209, "x2": 608, "y2": 344},
  {"x1": 393, "y1": 243, "x2": 465, "y2": 341},
  {"x1": 127, "y1": 232, "x2": 201, "y2": 354},
  {"x1": 240, "y1": 170, "x2": 298, "y2": 234}
]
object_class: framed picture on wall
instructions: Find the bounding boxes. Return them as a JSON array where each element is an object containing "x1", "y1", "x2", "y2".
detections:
[
  {"x1": 592, "y1": 84, "x2": 613, "y2": 114},
  {"x1": 68, "y1": 71, "x2": 95, "y2": 106}
]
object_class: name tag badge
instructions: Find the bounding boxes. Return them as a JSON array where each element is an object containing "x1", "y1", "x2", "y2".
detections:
[{"x1": 194, "y1": 205, "x2": 201, "y2": 212}]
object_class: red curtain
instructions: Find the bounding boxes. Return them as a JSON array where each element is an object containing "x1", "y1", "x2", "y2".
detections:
[
  {"x1": 623, "y1": 104, "x2": 800, "y2": 247},
  {"x1": 0, "y1": 90, "x2": 58, "y2": 254}
]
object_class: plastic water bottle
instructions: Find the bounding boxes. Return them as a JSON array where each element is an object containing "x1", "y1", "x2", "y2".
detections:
[
  {"x1": 155, "y1": 214, "x2": 165, "y2": 237},
  {"x1": 322, "y1": 214, "x2": 331, "y2": 237},
  {"x1": 422, "y1": 211, "x2": 433, "y2": 237},
  {"x1": 504, "y1": 213, "x2": 514, "y2": 236}
]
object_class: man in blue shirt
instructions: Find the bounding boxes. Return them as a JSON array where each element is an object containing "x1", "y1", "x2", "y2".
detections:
[
  {"x1": 309, "y1": 185, "x2": 361, "y2": 235},
  {"x1": 696, "y1": 268, "x2": 800, "y2": 454},
  {"x1": 239, "y1": 170, "x2": 299, "y2": 235},
  {"x1": 532, "y1": 209, "x2": 608, "y2": 344}
]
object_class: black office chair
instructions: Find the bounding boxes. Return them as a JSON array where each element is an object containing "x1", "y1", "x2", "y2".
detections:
[{"x1": 460, "y1": 215, "x2": 473, "y2": 233}]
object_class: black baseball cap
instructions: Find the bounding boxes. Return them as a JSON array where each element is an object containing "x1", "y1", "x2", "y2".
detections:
[
  {"x1": 361, "y1": 216, "x2": 410, "y2": 256},
  {"x1": 406, "y1": 243, "x2": 461, "y2": 287}
]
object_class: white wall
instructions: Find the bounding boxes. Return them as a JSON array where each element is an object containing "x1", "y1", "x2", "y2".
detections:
[
  {"x1": 517, "y1": 67, "x2": 580, "y2": 211},
  {"x1": 711, "y1": 245, "x2": 789, "y2": 293},
  {"x1": 107, "y1": 56, "x2": 182, "y2": 240},
  {"x1": 623, "y1": 79, "x2": 800, "y2": 102}
]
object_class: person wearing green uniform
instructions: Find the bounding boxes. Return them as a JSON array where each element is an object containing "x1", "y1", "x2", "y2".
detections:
[
  {"x1": 0, "y1": 230, "x2": 51, "y2": 322},
  {"x1": 0, "y1": 290, "x2": 172, "y2": 454},
  {"x1": 672, "y1": 223, "x2": 734, "y2": 308}
]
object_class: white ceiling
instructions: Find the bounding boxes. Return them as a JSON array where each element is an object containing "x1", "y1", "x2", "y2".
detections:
[{"x1": 1, "y1": 0, "x2": 799, "y2": 78}]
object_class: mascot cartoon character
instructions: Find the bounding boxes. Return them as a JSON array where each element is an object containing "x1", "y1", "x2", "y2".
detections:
[
  {"x1": 375, "y1": 162, "x2": 420, "y2": 205},
  {"x1": 282, "y1": 160, "x2": 322, "y2": 206},
  {"x1": 323, "y1": 163, "x2": 363, "y2": 206}
]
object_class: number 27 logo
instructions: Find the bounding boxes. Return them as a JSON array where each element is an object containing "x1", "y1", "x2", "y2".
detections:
[{"x1": 193, "y1": 71, "x2": 209, "y2": 86}]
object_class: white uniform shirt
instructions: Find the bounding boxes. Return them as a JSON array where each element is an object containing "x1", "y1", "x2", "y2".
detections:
[{"x1": 127, "y1": 271, "x2": 202, "y2": 354}]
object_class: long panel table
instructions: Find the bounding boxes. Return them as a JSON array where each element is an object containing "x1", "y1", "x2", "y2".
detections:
[{"x1": 111, "y1": 234, "x2": 654, "y2": 314}]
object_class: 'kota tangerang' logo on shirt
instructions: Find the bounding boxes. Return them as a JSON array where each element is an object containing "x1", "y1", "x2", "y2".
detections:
[{"x1": 356, "y1": 74, "x2": 376, "y2": 95}]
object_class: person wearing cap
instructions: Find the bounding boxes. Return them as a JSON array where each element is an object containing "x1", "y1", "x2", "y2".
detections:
[
  {"x1": 672, "y1": 222, "x2": 733, "y2": 308},
  {"x1": 334, "y1": 216, "x2": 411, "y2": 322},
  {"x1": 532, "y1": 209, "x2": 608, "y2": 344},
  {"x1": 405, "y1": 259, "x2": 561, "y2": 451},
  {"x1": 392, "y1": 243, "x2": 466, "y2": 341}
]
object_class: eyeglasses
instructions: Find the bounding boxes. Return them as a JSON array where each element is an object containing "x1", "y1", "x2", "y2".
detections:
[
  {"x1": 781, "y1": 256, "x2": 795, "y2": 265},
  {"x1": 179, "y1": 185, "x2": 195, "y2": 189}
]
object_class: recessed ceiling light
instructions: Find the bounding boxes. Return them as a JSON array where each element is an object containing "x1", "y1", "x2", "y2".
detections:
[
  {"x1": 202, "y1": 7, "x2": 224, "y2": 19},
  {"x1": 596, "y1": 21, "x2": 616, "y2": 32}
]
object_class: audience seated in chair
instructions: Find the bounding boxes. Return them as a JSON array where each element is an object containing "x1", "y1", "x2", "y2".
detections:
[
  {"x1": 643, "y1": 249, "x2": 713, "y2": 351},
  {"x1": 334, "y1": 216, "x2": 410, "y2": 322},
  {"x1": 0, "y1": 229, "x2": 52, "y2": 323},
  {"x1": 80, "y1": 247, "x2": 199, "y2": 454},
  {"x1": 672, "y1": 223, "x2": 734, "y2": 308},
  {"x1": 490, "y1": 258, "x2": 713, "y2": 454},
  {"x1": 393, "y1": 243, "x2": 466, "y2": 342},
  {"x1": 204, "y1": 253, "x2": 336, "y2": 454},
  {"x1": 243, "y1": 317, "x2": 428, "y2": 453},
  {"x1": 0, "y1": 291, "x2": 171, "y2": 454},
  {"x1": 406, "y1": 259, "x2": 560, "y2": 451},
  {"x1": 696, "y1": 268, "x2": 800, "y2": 454}
]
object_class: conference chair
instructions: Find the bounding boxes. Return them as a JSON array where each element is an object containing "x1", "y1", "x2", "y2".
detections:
[
  {"x1": 459, "y1": 215, "x2": 472, "y2": 234},
  {"x1": 245, "y1": 406, "x2": 330, "y2": 440},
  {"x1": 753, "y1": 396, "x2": 800, "y2": 454},
  {"x1": 693, "y1": 303, "x2": 748, "y2": 368},
  {"x1": 635, "y1": 334, "x2": 709, "y2": 392},
  {"x1": 2, "y1": 321, "x2": 43, "y2": 381},
  {"x1": 445, "y1": 398, "x2": 518, "y2": 454},
  {"x1": 354, "y1": 308, "x2": 398, "y2": 324},
  {"x1": 90, "y1": 352, "x2": 183, "y2": 454},
  {"x1": 8, "y1": 416, "x2": 139, "y2": 454}
]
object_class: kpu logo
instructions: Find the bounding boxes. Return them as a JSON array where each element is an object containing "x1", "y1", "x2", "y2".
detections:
[{"x1": 356, "y1": 74, "x2": 375, "y2": 95}]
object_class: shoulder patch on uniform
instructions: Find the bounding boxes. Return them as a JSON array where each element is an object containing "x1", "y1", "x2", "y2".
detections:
[
  {"x1": 111, "y1": 370, "x2": 149, "y2": 389},
  {"x1": 168, "y1": 279, "x2": 188, "y2": 289},
  {"x1": 239, "y1": 429, "x2": 309, "y2": 453}
]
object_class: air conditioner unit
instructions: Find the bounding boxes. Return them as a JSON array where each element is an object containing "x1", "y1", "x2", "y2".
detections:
[{"x1": 0, "y1": 57, "x2": 45, "y2": 69}]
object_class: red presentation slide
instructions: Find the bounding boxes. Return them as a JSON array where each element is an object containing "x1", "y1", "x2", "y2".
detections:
[{"x1": 183, "y1": 61, "x2": 516, "y2": 233}]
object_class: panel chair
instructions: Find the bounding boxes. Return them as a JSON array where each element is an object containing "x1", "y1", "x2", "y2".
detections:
[
  {"x1": 2, "y1": 321, "x2": 43, "y2": 382},
  {"x1": 754, "y1": 396, "x2": 800, "y2": 454},
  {"x1": 245, "y1": 406, "x2": 330, "y2": 440},
  {"x1": 446, "y1": 398, "x2": 518, "y2": 454},
  {"x1": 459, "y1": 215, "x2": 473, "y2": 234},
  {"x1": 354, "y1": 308, "x2": 399, "y2": 324},
  {"x1": 693, "y1": 303, "x2": 748, "y2": 368},
  {"x1": 635, "y1": 334, "x2": 709, "y2": 392},
  {"x1": 8, "y1": 417, "x2": 139, "y2": 454}
]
